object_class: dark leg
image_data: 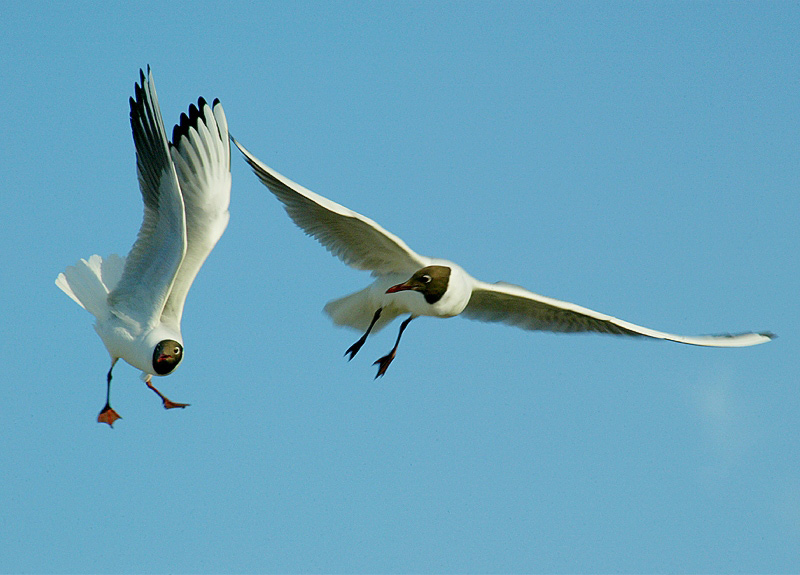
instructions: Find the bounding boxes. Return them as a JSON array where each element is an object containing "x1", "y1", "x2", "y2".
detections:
[
  {"x1": 145, "y1": 375, "x2": 190, "y2": 410},
  {"x1": 373, "y1": 315, "x2": 416, "y2": 378},
  {"x1": 345, "y1": 308, "x2": 382, "y2": 361},
  {"x1": 98, "y1": 359, "x2": 121, "y2": 427}
]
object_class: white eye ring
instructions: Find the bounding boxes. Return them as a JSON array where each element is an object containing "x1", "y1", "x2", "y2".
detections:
[
  {"x1": 421, "y1": 274, "x2": 431, "y2": 284},
  {"x1": 174, "y1": 347, "x2": 181, "y2": 355}
]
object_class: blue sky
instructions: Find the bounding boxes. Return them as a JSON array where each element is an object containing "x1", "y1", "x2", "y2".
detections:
[{"x1": 1, "y1": 2, "x2": 797, "y2": 572}]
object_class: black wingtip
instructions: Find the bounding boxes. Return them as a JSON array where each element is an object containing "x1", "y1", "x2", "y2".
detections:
[
  {"x1": 171, "y1": 99, "x2": 206, "y2": 145},
  {"x1": 172, "y1": 111, "x2": 189, "y2": 145},
  {"x1": 130, "y1": 82, "x2": 145, "y2": 121},
  {"x1": 170, "y1": 94, "x2": 223, "y2": 147},
  {"x1": 131, "y1": 65, "x2": 150, "y2": 109}
]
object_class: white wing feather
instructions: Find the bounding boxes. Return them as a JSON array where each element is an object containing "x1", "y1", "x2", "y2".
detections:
[
  {"x1": 232, "y1": 137, "x2": 429, "y2": 276},
  {"x1": 463, "y1": 280, "x2": 774, "y2": 347},
  {"x1": 108, "y1": 68, "x2": 186, "y2": 328},
  {"x1": 161, "y1": 98, "x2": 231, "y2": 329}
]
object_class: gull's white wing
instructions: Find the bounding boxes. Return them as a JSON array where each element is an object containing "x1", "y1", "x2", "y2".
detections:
[
  {"x1": 160, "y1": 98, "x2": 231, "y2": 329},
  {"x1": 108, "y1": 68, "x2": 186, "y2": 328},
  {"x1": 463, "y1": 280, "x2": 774, "y2": 347},
  {"x1": 233, "y1": 138, "x2": 429, "y2": 276}
]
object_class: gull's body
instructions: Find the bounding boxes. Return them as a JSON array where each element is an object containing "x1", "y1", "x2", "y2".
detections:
[
  {"x1": 56, "y1": 68, "x2": 231, "y2": 424},
  {"x1": 233, "y1": 138, "x2": 772, "y2": 377}
]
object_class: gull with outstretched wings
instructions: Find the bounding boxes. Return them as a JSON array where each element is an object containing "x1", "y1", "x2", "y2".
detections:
[{"x1": 234, "y1": 137, "x2": 772, "y2": 378}]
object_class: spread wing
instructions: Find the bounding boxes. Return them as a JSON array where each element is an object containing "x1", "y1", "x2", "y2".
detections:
[
  {"x1": 160, "y1": 98, "x2": 231, "y2": 330},
  {"x1": 233, "y1": 137, "x2": 429, "y2": 276},
  {"x1": 108, "y1": 68, "x2": 186, "y2": 328},
  {"x1": 463, "y1": 280, "x2": 774, "y2": 347}
]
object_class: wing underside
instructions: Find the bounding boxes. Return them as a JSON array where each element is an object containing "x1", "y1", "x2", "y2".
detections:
[
  {"x1": 108, "y1": 68, "x2": 186, "y2": 328},
  {"x1": 463, "y1": 280, "x2": 774, "y2": 347},
  {"x1": 233, "y1": 138, "x2": 428, "y2": 276},
  {"x1": 160, "y1": 98, "x2": 232, "y2": 328}
]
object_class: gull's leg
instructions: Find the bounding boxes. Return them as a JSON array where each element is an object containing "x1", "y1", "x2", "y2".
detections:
[
  {"x1": 98, "y1": 358, "x2": 121, "y2": 427},
  {"x1": 345, "y1": 308, "x2": 382, "y2": 361},
  {"x1": 145, "y1": 375, "x2": 190, "y2": 410},
  {"x1": 373, "y1": 315, "x2": 416, "y2": 378}
]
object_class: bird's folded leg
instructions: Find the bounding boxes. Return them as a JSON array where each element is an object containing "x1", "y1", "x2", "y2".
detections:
[
  {"x1": 373, "y1": 315, "x2": 415, "y2": 379},
  {"x1": 145, "y1": 376, "x2": 190, "y2": 410},
  {"x1": 345, "y1": 308, "x2": 382, "y2": 361}
]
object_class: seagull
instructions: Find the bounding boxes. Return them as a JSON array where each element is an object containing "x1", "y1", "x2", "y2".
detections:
[
  {"x1": 56, "y1": 68, "x2": 231, "y2": 425},
  {"x1": 232, "y1": 138, "x2": 773, "y2": 378}
]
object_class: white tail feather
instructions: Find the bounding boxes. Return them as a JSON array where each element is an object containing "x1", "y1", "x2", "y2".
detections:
[
  {"x1": 324, "y1": 286, "x2": 399, "y2": 333},
  {"x1": 55, "y1": 254, "x2": 126, "y2": 319}
]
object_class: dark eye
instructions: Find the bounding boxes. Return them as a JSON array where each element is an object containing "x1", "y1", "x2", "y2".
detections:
[
  {"x1": 421, "y1": 274, "x2": 431, "y2": 284},
  {"x1": 174, "y1": 347, "x2": 181, "y2": 355}
]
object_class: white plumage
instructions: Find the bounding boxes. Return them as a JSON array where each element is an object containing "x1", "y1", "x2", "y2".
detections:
[{"x1": 56, "y1": 68, "x2": 231, "y2": 425}]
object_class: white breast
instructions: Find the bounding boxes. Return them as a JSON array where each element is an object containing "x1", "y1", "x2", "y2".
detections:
[{"x1": 95, "y1": 316, "x2": 182, "y2": 376}]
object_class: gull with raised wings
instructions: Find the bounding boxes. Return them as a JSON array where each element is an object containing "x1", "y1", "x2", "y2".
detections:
[
  {"x1": 56, "y1": 68, "x2": 231, "y2": 425},
  {"x1": 234, "y1": 139, "x2": 772, "y2": 378}
]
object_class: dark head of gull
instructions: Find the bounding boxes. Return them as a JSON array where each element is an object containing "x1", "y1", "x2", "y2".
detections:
[
  {"x1": 386, "y1": 265, "x2": 451, "y2": 304},
  {"x1": 152, "y1": 339, "x2": 183, "y2": 375}
]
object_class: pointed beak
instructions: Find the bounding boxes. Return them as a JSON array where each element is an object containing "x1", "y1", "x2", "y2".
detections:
[{"x1": 386, "y1": 282, "x2": 413, "y2": 294}]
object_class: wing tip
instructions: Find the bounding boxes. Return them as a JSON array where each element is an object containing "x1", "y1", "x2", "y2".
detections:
[
  {"x1": 171, "y1": 95, "x2": 225, "y2": 146},
  {"x1": 733, "y1": 330, "x2": 775, "y2": 342},
  {"x1": 702, "y1": 330, "x2": 776, "y2": 347}
]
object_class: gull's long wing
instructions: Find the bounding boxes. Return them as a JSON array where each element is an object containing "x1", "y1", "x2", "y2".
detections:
[
  {"x1": 108, "y1": 68, "x2": 186, "y2": 328},
  {"x1": 233, "y1": 138, "x2": 429, "y2": 276},
  {"x1": 160, "y1": 98, "x2": 231, "y2": 329},
  {"x1": 463, "y1": 280, "x2": 774, "y2": 347}
]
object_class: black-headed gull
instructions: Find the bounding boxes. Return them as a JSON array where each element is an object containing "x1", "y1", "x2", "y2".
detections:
[
  {"x1": 233, "y1": 139, "x2": 772, "y2": 378},
  {"x1": 56, "y1": 68, "x2": 231, "y2": 425}
]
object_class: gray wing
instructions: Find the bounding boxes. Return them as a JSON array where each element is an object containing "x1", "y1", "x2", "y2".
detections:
[
  {"x1": 233, "y1": 137, "x2": 429, "y2": 276},
  {"x1": 463, "y1": 280, "x2": 774, "y2": 347},
  {"x1": 109, "y1": 68, "x2": 186, "y2": 328},
  {"x1": 160, "y1": 98, "x2": 231, "y2": 330}
]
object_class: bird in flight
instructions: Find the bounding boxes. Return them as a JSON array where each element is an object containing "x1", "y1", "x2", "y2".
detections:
[
  {"x1": 233, "y1": 138, "x2": 773, "y2": 379},
  {"x1": 56, "y1": 68, "x2": 231, "y2": 425}
]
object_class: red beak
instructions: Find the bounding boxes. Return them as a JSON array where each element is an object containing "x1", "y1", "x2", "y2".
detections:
[
  {"x1": 157, "y1": 354, "x2": 170, "y2": 362},
  {"x1": 386, "y1": 283, "x2": 412, "y2": 294}
]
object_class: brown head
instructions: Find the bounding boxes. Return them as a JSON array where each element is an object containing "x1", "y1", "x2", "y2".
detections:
[
  {"x1": 152, "y1": 339, "x2": 183, "y2": 375},
  {"x1": 386, "y1": 265, "x2": 451, "y2": 304}
]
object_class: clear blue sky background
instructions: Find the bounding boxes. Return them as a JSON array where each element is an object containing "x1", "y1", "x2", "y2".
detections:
[{"x1": 1, "y1": 2, "x2": 797, "y2": 573}]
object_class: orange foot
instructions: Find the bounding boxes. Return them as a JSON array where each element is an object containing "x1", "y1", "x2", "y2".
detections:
[
  {"x1": 98, "y1": 404, "x2": 122, "y2": 427},
  {"x1": 145, "y1": 379, "x2": 190, "y2": 410},
  {"x1": 162, "y1": 399, "x2": 190, "y2": 410},
  {"x1": 373, "y1": 351, "x2": 397, "y2": 379}
]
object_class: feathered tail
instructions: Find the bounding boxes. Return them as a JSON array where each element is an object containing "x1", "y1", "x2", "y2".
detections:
[
  {"x1": 55, "y1": 254, "x2": 126, "y2": 319},
  {"x1": 323, "y1": 286, "x2": 400, "y2": 333}
]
